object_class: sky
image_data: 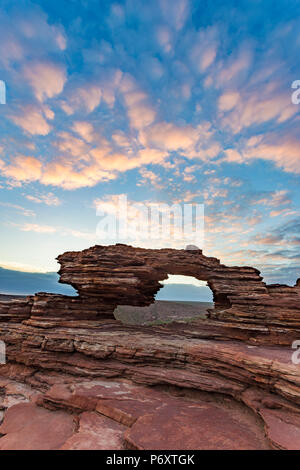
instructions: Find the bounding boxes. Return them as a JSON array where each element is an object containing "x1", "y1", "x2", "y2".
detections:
[{"x1": 0, "y1": 0, "x2": 300, "y2": 288}]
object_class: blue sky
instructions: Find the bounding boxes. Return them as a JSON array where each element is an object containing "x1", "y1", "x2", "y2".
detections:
[{"x1": 0, "y1": 0, "x2": 300, "y2": 287}]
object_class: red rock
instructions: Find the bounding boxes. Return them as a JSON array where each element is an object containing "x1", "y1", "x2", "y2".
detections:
[
  {"x1": 60, "y1": 411, "x2": 126, "y2": 450},
  {"x1": 125, "y1": 403, "x2": 269, "y2": 450},
  {"x1": 0, "y1": 296, "x2": 33, "y2": 323},
  {"x1": 259, "y1": 408, "x2": 300, "y2": 450},
  {"x1": 0, "y1": 403, "x2": 75, "y2": 450},
  {"x1": 40, "y1": 379, "x2": 169, "y2": 426},
  {"x1": 0, "y1": 243, "x2": 299, "y2": 450},
  {"x1": 0, "y1": 244, "x2": 299, "y2": 344}
]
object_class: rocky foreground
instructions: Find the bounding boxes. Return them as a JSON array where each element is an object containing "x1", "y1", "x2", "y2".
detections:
[{"x1": 0, "y1": 244, "x2": 300, "y2": 450}]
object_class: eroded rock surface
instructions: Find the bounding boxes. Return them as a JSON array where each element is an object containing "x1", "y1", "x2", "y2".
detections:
[
  {"x1": 0, "y1": 244, "x2": 297, "y2": 345},
  {"x1": 0, "y1": 373, "x2": 273, "y2": 450},
  {"x1": 0, "y1": 244, "x2": 299, "y2": 449}
]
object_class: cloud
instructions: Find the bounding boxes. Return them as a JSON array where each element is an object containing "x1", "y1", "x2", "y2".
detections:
[
  {"x1": 59, "y1": 69, "x2": 122, "y2": 117},
  {"x1": 188, "y1": 27, "x2": 218, "y2": 73},
  {"x1": 20, "y1": 223, "x2": 57, "y2": 234},
  {"x1": 55, "y1": 131, "x2": 90, "y2": 157},
  {"x1": 223, "y1": 127, "x2": 300, "y2": 174},
  {"x1": 25, "y1": 192, "x2": 61, "y2": 206},
  {"x1": 253, "y1": 234, "x2": 284, "y2": 245},
  {"x1": 72, "y1": 121, "x2": 95, "y2": 143},
  {"x1": 252, "y1": 217, "x2": 300, "y2": 250},
  {"x1": 0, "y1": 260, "x2": 48, "y2": 273},
  {"x1": 218, "y1": 91, "x2": 240, "y2": 111},
  {"x1": 127, "y1": 102, "x2": 156, "y2": 130},
  {"x1": 0, "y1": 32, "x2": 24, "y2": 67},
  {"x1": 0, "y1": 155, "x2": 42, "y2": 182},
  {"x1": 10, "y1": 105, "x2": 53, "y2": 135},
  {"x1": 220, "y1": 84, "x2": 297, "y2": 134},
  {"x1": 246, "y1": 214, "x2": 263, "y2": 226},
  {"x1": 0, "y1": 6, "x2": 67, "y2": 69},
  {"x1": 136, "y1": 148, "x2": 168, "y2": 166},
  {"x1": 138, "y1": 168, "x2": 163, "y2": 189},
  {"x1": 222, "y1": 149, "x2": 244, "y2": 163},
  {"x1": 55, "y1": 32, "x2": 67, "y2": 51},
  {"x1": 61, "y1": 84, "x2": 102, "y2": 115},
  {"x1": 0, "y1": 1, "x2": 299, "y2": 287},
  {"x1": 140, "y1": 121, "x2": 200, "y2": 151},
  {"x1": 270, "y1": 208, "x2": 297, "y2": 218},
  {"x1": 159, "y1": 0, "x2": 189, "y2": 31},
  {"x1": 242, "y1": 131, "x2": 300, "y2": 174},
  {"x1": 93, "y1": 193, "x2": 201, "y2": 248},
  {"x1": 112, "y1": 131, "x2": 132, "y2": 148},
  {"x1": 15, "y1": 222, "x2": 97, "y2": 242},
  {"x1": 40, "y1": 157, "x2": 116, "y2": 190},
  {"x1": 120, "y1": 76, "x2": 156, "y2": 130},
  {"x1": 0, "y1": 201, "x2": 35, "y2": 217},
  {"x1": 0, "y1": 131, "x2": 169, "y2": 190},
  {"x1": 156, "y1": 27, "x2": 173, "y2": 54},
  {"x1": 23, "y1": 61, "x2": 66, "y2": 102},
  {"x1": 217, "y1": 48, "x2": 252, "y2": 86},
  {"x1": 252, "y1": 190, "x2": 291, "y2": 207},
  {"x1": 139, "y1": 121, "x2": 220, "y2": 162},
  {"x1": 201, "y1": 47, "x2": 217, "y2": 71}
]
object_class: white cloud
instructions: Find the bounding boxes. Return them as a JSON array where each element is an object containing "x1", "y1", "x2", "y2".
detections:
[{"x1": 25, "y1": 192, "x2": 61, "y2": 206}]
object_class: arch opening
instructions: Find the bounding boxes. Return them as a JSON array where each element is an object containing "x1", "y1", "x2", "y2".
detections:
[{"x1": 114, "y1": 275, "x2": 214, "y2": 325}]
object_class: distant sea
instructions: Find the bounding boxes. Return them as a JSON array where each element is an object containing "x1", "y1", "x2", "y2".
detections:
[{"x1": 0, "y1": 267, "x2": 213, "y2": 301}]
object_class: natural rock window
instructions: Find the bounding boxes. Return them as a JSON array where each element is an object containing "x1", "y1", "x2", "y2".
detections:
[{"x1": 114, "y1": 275, "x2": 214, "y2": 325}]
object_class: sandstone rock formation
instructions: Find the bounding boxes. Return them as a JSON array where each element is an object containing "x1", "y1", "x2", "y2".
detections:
[
  {"x1": 0, "y1": 244, "x2": 299, "y2": 450},
  {"x1": 7, "y1": 243, "x2": 298, "y2": 346},
  {"x1": 0, "y1": 296, "x2": 33, "y2": 323}
]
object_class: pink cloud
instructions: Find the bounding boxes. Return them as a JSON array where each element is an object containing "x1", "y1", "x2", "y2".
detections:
[
  {"x1": 20, "y1": 223, "x2": 57, "y2": 234},
  {"x1": 253, "y1": 190, "x2": 291, "y2": 207},
  {"x1": 201, "y1": 47, "x2": 217, "y2": 71},
  {"x1": 220, "y1": 85, "x2": 297, "y2": 133},
  {"x1": 189, "y1": 27, "x2": 218, "y2": 73},
  {"x1": 218, "y1": 48, "x2": 252, "y2": 86},
  {"x1": 244, "y1": 132, "x2": 300, "y2": 174},
  {"x1": 61, "y1": 85, "x2": 102, "y2": 114},
  {"x1": 55, "y1": 131, "x2": 90, "y2": 157},
  {"x1": 23, "y1": 61, "x2": 67, "y2": 102},
  {"x1": 218, "y1": 91, "x2": 240, "y2": 111},
  {"x1": 139, "y1": 121, "x2": 220, "y2": 161},
  {"x1": 0, "y1": 155, "x2": 42, "y2": 182},
  {"x1": 138, "y1": 168, "x2": 163, "y2": 189},
  {"x1": 10, "y1": 105, "x2": 52, "y2": 135},
  {"x1": 72, "y1": 121, "x2": 95, "y2": 143},
  {"x1": 140, "y1": 122, "x2": 205, "y2": 151}
]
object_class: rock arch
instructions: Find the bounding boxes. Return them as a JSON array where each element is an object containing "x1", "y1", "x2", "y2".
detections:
[
  {"x1": 1, "y1": 243, "x2": 299, "y2": 345},
  {"x1": 55, "y1": 244, "x2": 300, "y2": 342},
  {"x1": 56, "y1": 244, "x2": 267, "y2": 316}
]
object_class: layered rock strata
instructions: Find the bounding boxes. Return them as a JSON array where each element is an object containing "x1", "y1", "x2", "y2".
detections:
[
  {"x1": 0, "y1": 244, "x2": 299, "y2": 449},
  {"x1": 0, "y1": 321, "x2": 299, "y2": 449},
  {"x1": 1, "y1": 244, "x2": 299, "y2": 345},
  {"x1": 0, "y1": 296, "x2": 33, "y2": 323},
  {"x1": 56, "y1": 245, "x2": 300, "y2": 345}
]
